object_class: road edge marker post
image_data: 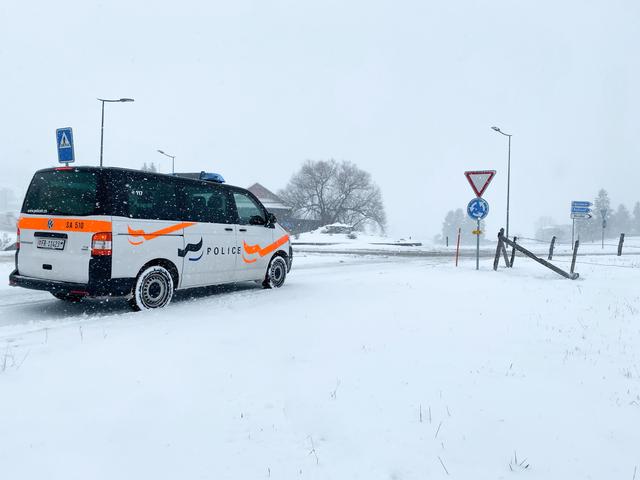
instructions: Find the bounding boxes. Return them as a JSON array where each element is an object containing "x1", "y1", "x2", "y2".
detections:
[{"x1": 455, "y1": 228, "x2": 461, "y2": 267}]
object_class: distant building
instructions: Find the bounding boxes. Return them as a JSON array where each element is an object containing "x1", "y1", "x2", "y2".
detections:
[
  {"x1": 246, "y1": 183, "x2": 292, "y2": 220},
  {"x1": 247, "y1": 183, "x2": 320, "y2": 234}
]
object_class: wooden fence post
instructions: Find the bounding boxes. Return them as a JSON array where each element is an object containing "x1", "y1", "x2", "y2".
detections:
[
  {"x1": 510, "y1": 236, "x2": 517, "y2": 267},
  {"x1": 618, "y1": 233, "x2": 625, "y2": 256},
  {"x1": 498, "y1": 230, "x2": 579, "y2": 279},
  {"x1": 548, "y1": 236, "x2": 556, "y2": 260},
  {"x1": 570, "y1": 240, "x2": 579, "y2": 274},
  {"x1": 501, "y1": 240, "x2": 511, "y2": 267},
  {"x1": 493, "y1": 228, "x2": 504, "y2": 271}
]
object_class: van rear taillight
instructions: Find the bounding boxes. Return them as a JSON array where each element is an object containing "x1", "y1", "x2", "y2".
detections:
[
  {"x1": 91, "y1": 232, "x2": 112, "y2": 256},
  {"x1": 16, "y1": 227, "x2": 20, "y2": 250}
]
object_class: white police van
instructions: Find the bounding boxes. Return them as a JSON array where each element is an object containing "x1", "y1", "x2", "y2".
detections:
[{"x1": 10, "y1": 167, "x2": 292, "y2": 310}]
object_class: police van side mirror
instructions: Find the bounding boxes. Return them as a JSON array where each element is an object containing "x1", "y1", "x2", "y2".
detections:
[
  {"x1": 249, "y1": 215, "x2": 266, "y2": 226},
  {"x1": 266, "y1": 212, "x2": 277, "y2": 228}
]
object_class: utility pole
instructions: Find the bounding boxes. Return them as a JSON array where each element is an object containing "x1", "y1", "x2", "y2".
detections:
[
  {"x1": 491, "y1": 126, "x2": 513, "y2": 238},
  {"x1": 97, "y1": 98, "x2": 135, "y2": 167},
  {"x1": 601, "y1": 209, "x2": 607, "y2": 249},
  {"x1": 157, "y1": 150, "x2": 176, "y2": 174}
]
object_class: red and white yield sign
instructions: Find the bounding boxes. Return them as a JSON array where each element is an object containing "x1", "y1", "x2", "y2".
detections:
[{"x1": 464, "y1": 170, "x2": 496, "y2": 197}]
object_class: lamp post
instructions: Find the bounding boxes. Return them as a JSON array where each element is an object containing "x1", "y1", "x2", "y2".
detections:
[
  {"x1": 157, "y1": 150, "x2": 176, "y2": 174},
  {"x1": 98, "y1": 98, "x2": 134, "y2": 167},
  {"x1": 491, "y1": 126, "x2": 513, "y2": 239}
]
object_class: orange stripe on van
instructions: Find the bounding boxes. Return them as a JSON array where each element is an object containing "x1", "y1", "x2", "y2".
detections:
[
  {"x1": 242, "y1": 234, "x2": 289, "y2": 263},
  {"x1": 18, "y1": 217, "x2": 112, "y2": 233},
  {"x1": 127, "y1": 222, "x2": 195, "y2": 245}
]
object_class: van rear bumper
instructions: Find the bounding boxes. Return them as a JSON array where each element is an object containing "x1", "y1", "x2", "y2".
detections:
[{"x1": 9, "y1": 270, "x2": 134, "y2": 297}]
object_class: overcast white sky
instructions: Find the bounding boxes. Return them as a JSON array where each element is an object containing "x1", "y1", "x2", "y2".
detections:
[{"x1": 1, "y1": 0, "x2": 638, "y2": 239}]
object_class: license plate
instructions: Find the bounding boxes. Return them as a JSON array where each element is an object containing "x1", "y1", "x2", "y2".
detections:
[{"x1": 37, "y1": 238, "x2": 66, "y2": 250}]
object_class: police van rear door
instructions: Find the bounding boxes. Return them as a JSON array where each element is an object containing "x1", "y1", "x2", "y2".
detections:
[{"x1": 17, "y1": 168, "x2": 109, "y2": 284}]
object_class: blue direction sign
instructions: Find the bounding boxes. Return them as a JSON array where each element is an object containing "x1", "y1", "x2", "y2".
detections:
[
  {"x1": 56, "y1": 127, "x2": 75, "y2": 164},
  {"x1": 467, "y1": 197, "x2": 489, "y2": 220},
  {"x1": 571, "y1": 200, "x2": 592, "y2": 216},
  {"x1": 571, "y1": 200, "x2": 592, "y2": 219},
  {"x1": 572, "y1": 206, "x2": 591, "y2": 213}
]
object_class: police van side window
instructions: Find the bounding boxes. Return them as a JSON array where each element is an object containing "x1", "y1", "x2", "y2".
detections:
[
  {"x1": 233, "y1": 191, "x2": 266, "y2": 225},
  {"x1": 182, "y1": 183, "x2": 234, "y2": 224},
  {"x1": 121, "y1": 173, "x2": 178, "y2": 220}
]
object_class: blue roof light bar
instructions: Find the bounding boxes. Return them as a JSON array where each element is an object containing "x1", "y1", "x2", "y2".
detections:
[{"x1": 199, "y1": 171, "x2": 225, "y2": 183}]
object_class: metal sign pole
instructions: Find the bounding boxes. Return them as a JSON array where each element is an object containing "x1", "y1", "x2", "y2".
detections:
[
  {"x1": 601, "y1": 210, "x2": 606, "y2": 249},
  {"x1": 570, "y1": 201, "x2": 593, "y2": 251},
  {"x1": 464, "y1": 171, "x2": 494, "y2": 272},
  {"x1": 476, "y1": 219, "x2": 480, "y2": 270},
  {"x1": 466, "y1": 196, "x2": 489, "y2": 271}
]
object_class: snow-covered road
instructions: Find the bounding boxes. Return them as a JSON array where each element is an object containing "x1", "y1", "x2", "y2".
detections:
[
  {"x1": 0, "y1": 253, "x2": 436, "y2": 330},
  {"x1": 0, "y1": 252, "x2": 639, "y2": 479}
]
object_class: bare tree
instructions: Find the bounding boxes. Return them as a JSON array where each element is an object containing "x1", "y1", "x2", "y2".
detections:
[{"x1": 279, "y1": 159, "x2": 386, "y2": 230}]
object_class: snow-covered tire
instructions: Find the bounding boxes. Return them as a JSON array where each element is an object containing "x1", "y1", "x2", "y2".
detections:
[
  {"x1": 263, "y1": 256, "x2": 287, "y2": 289},
  {"x1": 129, "y1": 265, "x2": 174, "y2": 311}
]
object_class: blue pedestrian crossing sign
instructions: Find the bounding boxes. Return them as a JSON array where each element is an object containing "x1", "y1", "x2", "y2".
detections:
[
  {"x1": 56, "y1": 127, "x2": 75, "y2": 164},
  {"x1": 467, "y1": 197, "x2": 489, "y2": 220}
]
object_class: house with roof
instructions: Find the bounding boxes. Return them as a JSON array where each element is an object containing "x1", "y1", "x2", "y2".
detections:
[
  {"x1": 247, "y1": 183, "x2": 320, "y2": 234},
  {"x1": 246, "y1": 183, "x2": 291, "y2": 220}
]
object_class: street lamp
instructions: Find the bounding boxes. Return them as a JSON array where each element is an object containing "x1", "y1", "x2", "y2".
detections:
[
  {"x1": 97, "y1": 98, "x2": 135, "y2": 167},
  {"x1": 157, "y1": 149, "x2": 176, "y2": 174},
  {"x1": 491, "y1": 126, "x2": 513, "y2": 239}
]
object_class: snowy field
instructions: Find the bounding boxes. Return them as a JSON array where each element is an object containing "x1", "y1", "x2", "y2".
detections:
[
  {"x1": 292, "y1": 228, "x2": 640, "y2": 260},
  {"x1": 0, "y1": 251, "x2": 639, "y2": 479}
]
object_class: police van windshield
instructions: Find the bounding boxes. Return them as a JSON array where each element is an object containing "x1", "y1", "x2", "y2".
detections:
[{"x1": 22, "y1": 169, "x2": 101, "y2": 216}]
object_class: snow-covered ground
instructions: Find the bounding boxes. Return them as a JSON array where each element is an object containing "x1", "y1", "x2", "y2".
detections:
[
  {"x1": 0, "y1": 252, "x2": 639, "y2": 479},
  {"x1": 293, "y1": 230, "x2": 640, "y2": 260}
]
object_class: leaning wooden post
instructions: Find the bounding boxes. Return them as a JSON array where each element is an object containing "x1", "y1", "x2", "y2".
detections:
[
  {"x1": 493, "y1": 228, "x2": 504, "y2": 271},
  {"x1": 548, "y1": 236, "x2": 556, "y2": 260},
  {"x1": 570, "y1": 240, "x2": 579, "y2": 274},
  {"x1": 499, "y1": 230, "x2": 579, "y2": 279},
  {"x1": 501, "y1": 238, "x2": 511, "y2": 267},
  {"x1": 510, "y1": 236, "x2": 517, "y2": 267},
  {"x1": 617, "y1": 233, "x2": 625, "y2": 256}
]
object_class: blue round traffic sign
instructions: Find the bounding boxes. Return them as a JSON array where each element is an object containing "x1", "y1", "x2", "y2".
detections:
[{"x1": 467, "y1": 197, "x2": 489, "y2": 220}]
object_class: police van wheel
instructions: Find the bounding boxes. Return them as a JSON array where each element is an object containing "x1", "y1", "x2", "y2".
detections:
[
  {"x1": 263, "y1": 256, "x2": 287, "y2": 289},
  {"x1": 130, "y1": 265, "x2": 174, "y2": 311},
  {"x1": 51, "y1": 292, "x2": 83, "y2": 303}
]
